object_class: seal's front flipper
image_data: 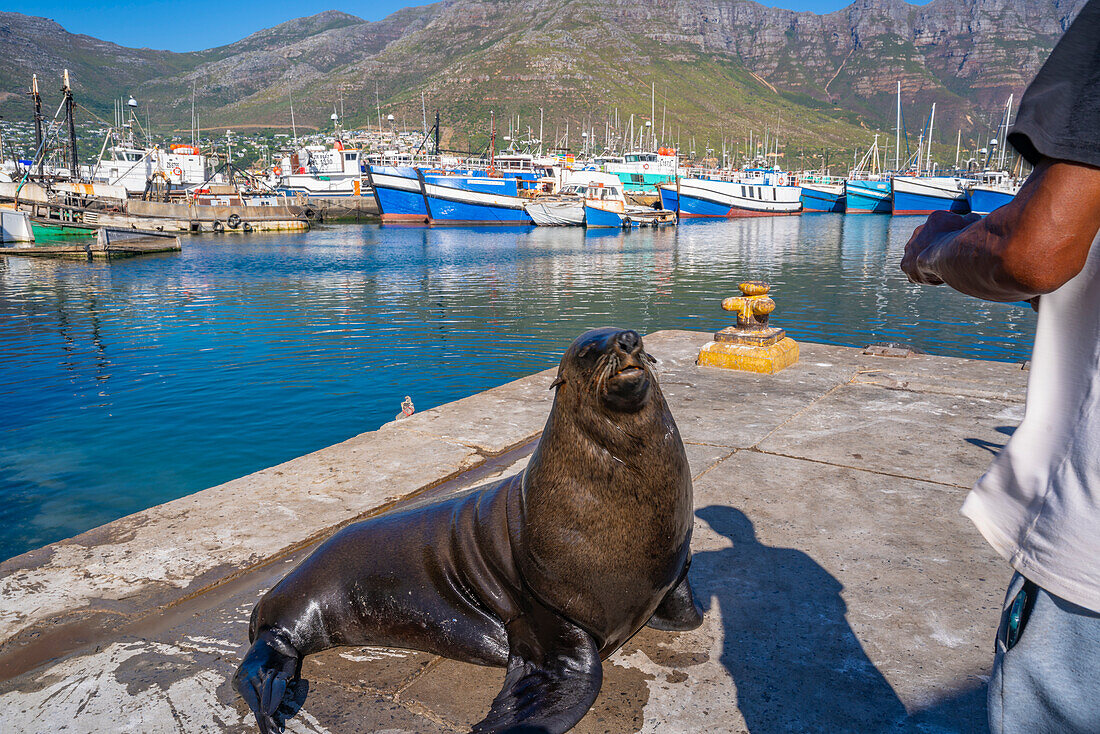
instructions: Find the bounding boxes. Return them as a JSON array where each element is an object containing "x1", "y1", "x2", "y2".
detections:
[
  {"x1": 647, "y1": 570, "x2": 704, "y2": 631},
  {"x1": 234, "y1": 627, "x2": 308, "y2": 734},
  {"x1": 471, "y1": 608, "x2": 602, "y2": 734}
]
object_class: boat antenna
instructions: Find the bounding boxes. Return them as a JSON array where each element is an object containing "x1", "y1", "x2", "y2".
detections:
[
  {"x1": 489, "y1": 110, "x2": 495, "y2": 169},
  {"x1": 289, "y1": 93, "x2": 297, "y2": 145}
]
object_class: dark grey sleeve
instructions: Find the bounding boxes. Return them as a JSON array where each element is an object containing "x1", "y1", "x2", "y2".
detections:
[{"x1": 1008, "y1": 0, "x2": 1100, "y2": 169}]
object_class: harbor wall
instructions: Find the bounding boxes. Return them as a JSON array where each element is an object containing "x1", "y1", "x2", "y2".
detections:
[{"x1": 0, "y1": 331, "x2": 1031, "y2": 732}]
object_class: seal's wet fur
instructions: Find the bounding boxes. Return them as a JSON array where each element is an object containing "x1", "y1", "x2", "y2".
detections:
[{"x1": 234, "y1": 328, "x2": 703, "y2": 733}]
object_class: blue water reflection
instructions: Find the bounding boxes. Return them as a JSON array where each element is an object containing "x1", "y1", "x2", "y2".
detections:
[{"x1": 0, "y1": 215, "x2": 1035, "y2": 559}]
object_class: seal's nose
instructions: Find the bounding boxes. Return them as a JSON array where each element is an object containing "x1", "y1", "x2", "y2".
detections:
[{"x1": 616, "y1": 330, "x2": 640, "y2": 354}]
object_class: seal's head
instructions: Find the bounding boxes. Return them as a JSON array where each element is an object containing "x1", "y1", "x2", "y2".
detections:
[{"x1": 551, "y1": 327, "x2": 658, "y2": 413}]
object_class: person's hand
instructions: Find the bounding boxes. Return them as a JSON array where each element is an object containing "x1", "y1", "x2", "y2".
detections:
[{"x1": 901, "y1": 211, "x2": 981, "y2": 285}]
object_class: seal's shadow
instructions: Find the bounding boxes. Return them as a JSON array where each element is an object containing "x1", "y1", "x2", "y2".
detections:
[{"x1": 690, "y1": 505, "x2": 987, "y2": 733}]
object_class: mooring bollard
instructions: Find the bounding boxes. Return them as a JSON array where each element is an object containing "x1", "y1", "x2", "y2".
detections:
[{"x1": 697, "y1": 281, "x2": 800, "y2": 374}]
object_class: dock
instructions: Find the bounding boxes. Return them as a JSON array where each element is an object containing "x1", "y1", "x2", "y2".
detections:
[{"x1": 0, "y1": 330, "x2": 1027, "y2": 733}]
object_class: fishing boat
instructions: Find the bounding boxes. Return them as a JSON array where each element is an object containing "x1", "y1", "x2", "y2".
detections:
[
  {"x1": 580, "y1": 174, "x2": 676, "y2": 228},
  {"x1": 891, "y1": 176, "x2": 969, "y2": 215},
  {"x1": 963, "y1": 98, "x2": 1023, "y2": 217},
  {"x1": 87, "y1": 97, "x2": 209, "y2": 196},
  {"x1": 658, "y1": 168, "x2": 801, "y2": 217},
  {"x1": 966, "y1": 182, "x2": 1020, "y2": 216},
  {"x1": 846, "y1": 136, "x2": 892, "y2": 214},
  {"x1": 799, "y1": 174, "x2": 846, "y2": 212},
  {"x1": 965, "y1": 170, "x2": 1022, "y2": 216}
]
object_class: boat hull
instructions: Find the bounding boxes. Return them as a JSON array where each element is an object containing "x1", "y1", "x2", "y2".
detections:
[
  {"x1": 422, "y1": 175, "x2": 533, "y2": 225},
  {"x1": 584, "y1": 204, "x2": 626, "y2": 228},
  {"x1": 845, "y1": 179, "x2": 892, "y2": 213},
  {"x1": 0, "y1": 209, "x2": 34, "y2": 243},
  {"x1": 966, "y1": 185, "x2": 1017, "y2": 216},
  {"x1": 800, "y1": 183, "x2": 846, "y2": 213},
  {"x1": 367, "y1": 166, "x2": 429, "y2": 223},
  {"x1": 659, "y1": 179, "x2": 802, "y2": 218},
  {"x1": 892, "y1": 176, "x2": 969, "y2": 215}
]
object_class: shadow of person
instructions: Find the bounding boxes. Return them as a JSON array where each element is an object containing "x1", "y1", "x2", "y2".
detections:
[{"x1": 691, "y1": 505, "x2": 913, "y2": 733}]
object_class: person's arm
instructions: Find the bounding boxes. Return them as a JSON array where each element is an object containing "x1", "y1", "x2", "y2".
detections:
[{"x1": 901, "y1": 159, "x2": 1100, "y2": 301}]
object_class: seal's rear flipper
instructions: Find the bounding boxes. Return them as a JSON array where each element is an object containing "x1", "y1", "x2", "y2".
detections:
[
  {"x1": 471, "y1": 609, "x2": 602, "y2": 734},
  {"x1": 234, "y1": 627, "x2": 308, "y2": 734},
  {"x1": 647, "y1": 571, "x2": 704, "y2": 631}
]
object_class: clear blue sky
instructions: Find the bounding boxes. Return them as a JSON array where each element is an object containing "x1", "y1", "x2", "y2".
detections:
[{"x1": 7, "y1": 0, "x2": 914, "y2": 52}]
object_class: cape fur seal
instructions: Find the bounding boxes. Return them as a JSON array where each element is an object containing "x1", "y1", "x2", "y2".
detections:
[{"x1": 234, "y1": 327, "x2": 703, "y2": 733}]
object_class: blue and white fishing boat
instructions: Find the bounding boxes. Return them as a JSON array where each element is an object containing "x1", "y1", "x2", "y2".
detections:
[
  {"x1": 799, "y1": 174, "x2": 846, "y2": 212},
  {"x1": 658, "y1": 168, "x2": 801, "y2": 218},
  {"x1": 365, "y1": 164, "x2": 429, "y2": 223},
  {"x1": 891, "y1": 175, "x2": 969, "y2": 215},
  {"x1": 965, "y1": 170, "x2": 1022, "y2": 216},
  {"x1": 846, "y1": 136, "x2": 892, "y2": 214}
]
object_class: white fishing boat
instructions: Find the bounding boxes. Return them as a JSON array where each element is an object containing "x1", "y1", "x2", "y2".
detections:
[
  {"x1": 277, "y1": 142, "x2": 364, "y2": 197},
  {"x1": 87, "y1": 96, "x2": 209, "y2": 196}
]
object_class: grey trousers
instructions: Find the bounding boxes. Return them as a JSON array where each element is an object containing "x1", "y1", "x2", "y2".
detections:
[{"x1": 989, "y1": 572, "x2": 1100, "y2": 734}]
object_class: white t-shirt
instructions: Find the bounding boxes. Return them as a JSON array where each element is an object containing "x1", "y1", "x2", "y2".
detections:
[{"x1": 962, "y1": 228, "x2": 1100, "y2": 611}]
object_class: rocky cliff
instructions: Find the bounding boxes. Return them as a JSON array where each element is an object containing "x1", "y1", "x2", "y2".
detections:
[{"x1": 0, "y1": 0, "x2": 1087, "y2": 150}]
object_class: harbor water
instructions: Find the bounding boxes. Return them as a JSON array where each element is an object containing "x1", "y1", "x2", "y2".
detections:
[{"x1": 0, "y1": 215, "x2": 1036, "y2": 561}]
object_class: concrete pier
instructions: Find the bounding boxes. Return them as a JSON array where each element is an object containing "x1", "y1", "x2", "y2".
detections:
[{"x1": 0, "y1": 330, "x2": 1028, "y2": 733}]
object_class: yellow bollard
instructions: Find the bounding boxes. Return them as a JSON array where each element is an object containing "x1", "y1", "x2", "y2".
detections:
[{"x1": 697, "y1": 281, "x2": 799, "y2": 374}]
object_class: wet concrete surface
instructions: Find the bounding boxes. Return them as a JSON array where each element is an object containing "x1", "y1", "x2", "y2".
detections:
[{"x1": 0, "y1": 330, "x2": 1028, "y2": 732}]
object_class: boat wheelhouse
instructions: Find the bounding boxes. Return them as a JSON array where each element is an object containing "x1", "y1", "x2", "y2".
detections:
[{"x1": 603, "y1": 149, "x2": 678, "y2": 193}]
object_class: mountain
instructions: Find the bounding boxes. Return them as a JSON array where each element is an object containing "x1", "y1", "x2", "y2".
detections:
[{"x1": 0, "y1": 0, "x2": 1087, "y2": 156}]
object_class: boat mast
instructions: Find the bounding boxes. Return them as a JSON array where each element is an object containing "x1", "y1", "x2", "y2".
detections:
[
  {"x1": 998, "y1": 94, "x2": 1014, "y2": 170},
  {"x1": 642, "y1": 81, "x2": 651, "y2": 150},
  {"x1": 62, "y1": 69, "x2": 79, "y2": 177},
  {"x1": 289, "y1": 94, "x2": 297, "y2": 146},
  {"x1": 30, "y1": 75, "x2": 44, "y2": 175},
  {"x1": 375, "y1": 82, "x2": 382, "y2": 135},
  {"x1": 926, "y1": 103, "x2": 936, "y2": 173},
  {"x1": 894, "y1": 81, "x2": 901, "y2": 171}
]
